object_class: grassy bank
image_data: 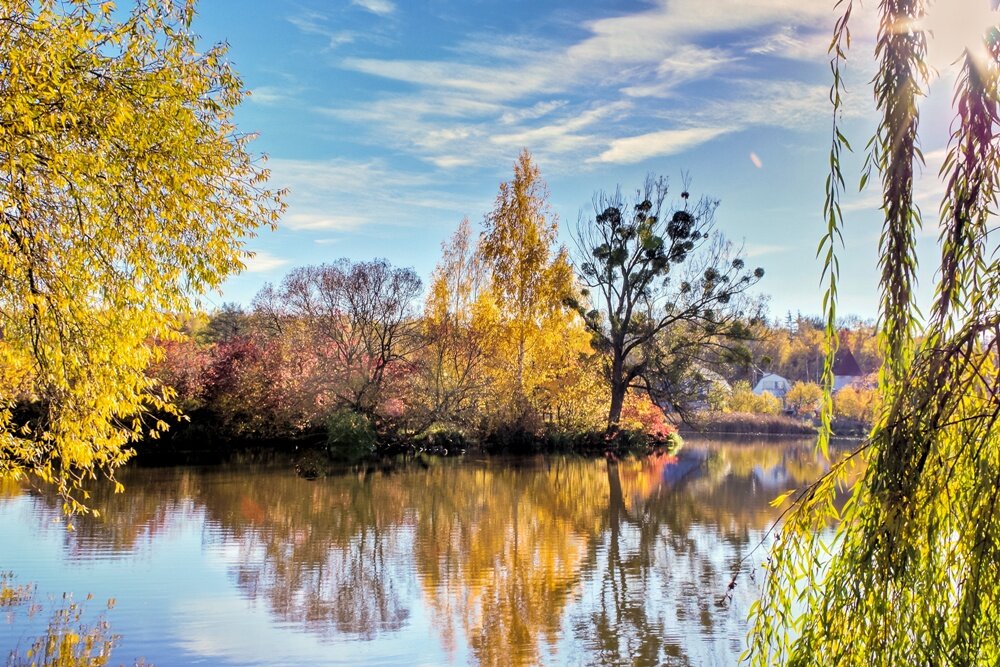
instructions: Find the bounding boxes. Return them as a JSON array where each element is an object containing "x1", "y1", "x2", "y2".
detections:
[{"x1": 681, "y1": 411, "x2": 817, "y2": 436}]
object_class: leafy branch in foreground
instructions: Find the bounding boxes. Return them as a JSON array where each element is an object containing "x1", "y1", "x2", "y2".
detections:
[
  {"x1": 747, "y1": 2, "x2": 1000, "y2": 664},
  {"x1": 0, "y1": 0, "x2": 284, "y2": 514}
]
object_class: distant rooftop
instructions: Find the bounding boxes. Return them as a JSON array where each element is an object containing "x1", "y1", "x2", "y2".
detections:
[{"x1": 832, "y1": 347, "x2": 863, "y2": 377}]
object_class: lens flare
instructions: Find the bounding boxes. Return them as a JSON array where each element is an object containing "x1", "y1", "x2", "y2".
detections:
[{"x1": 917, "y1": 0, "x2": 999, "y2": 70}]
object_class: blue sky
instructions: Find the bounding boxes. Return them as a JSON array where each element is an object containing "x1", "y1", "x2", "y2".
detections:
[{"x1": 188, "y1": 0, "x2": 996, "y2": 320}]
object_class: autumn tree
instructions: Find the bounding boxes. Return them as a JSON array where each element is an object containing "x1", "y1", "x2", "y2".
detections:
[
  {"x1": 479, "y1": 149, "x2": 587, "y2": 425},
  {"x1": 832, "y1": 384, "x2": 880, "y2": 426},
  {"x1": 784, "y1": 381, "x2": 823, "y2": 416},
  {"x1": 725, "y1": 380, "x2": 782, "y2": 415},
  {"x1": 571, "y1": 176, "x2": 763, "y2": 430},
  {"x1": 418, "y1": 218, "x2": 494, "y2": 428},
  {"x1": 147, "y1": 335, "x2": 210, "y2": 412},
  {"x1": 750, "y1": 316, "x2": 827, "y2": 382},
  {"x1": 203, "y1": 303, "x2": 252, "y2": 344},
  {"x1": 0, "y1": 0, "x2": 283, "y2": 511},
  {"x1": 254, "y1": 259, "x2": 422, "y2": 421},
  {"x1": 638, "y1": 235, "x2": 766, "y2": 418},
  {"x1": 750, "y1": 317, "x2": 880, "y2": 384}
]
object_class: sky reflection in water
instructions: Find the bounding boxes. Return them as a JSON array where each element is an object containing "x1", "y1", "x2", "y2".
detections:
[{"x1": 0, "y1": 437, "x2": 841, "y2": 666}]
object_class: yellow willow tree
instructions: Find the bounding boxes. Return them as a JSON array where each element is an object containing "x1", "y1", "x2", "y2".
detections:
[
  {"x1": 0, "y1": 0, "x2": 283, "y2": 513},
  {"x1": 749, "y1": 1, "x2": 1000, "y2": 664},
  {"x1": 479, "y1": 149, "x2": 592, "y2": 425}
]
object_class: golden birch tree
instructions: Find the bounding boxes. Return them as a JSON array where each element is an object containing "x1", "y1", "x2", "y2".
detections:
[
  {"x1": 479, "y1": 149, "x2": 589, "y2": 426},
  {"x1": 420, "y1": 218, "x2": 495, "y2": 428}
]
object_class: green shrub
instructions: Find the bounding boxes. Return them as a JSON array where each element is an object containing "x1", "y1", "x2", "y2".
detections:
[{"x1": 325, "y1": 409, "x2": 376, "y2": 461}]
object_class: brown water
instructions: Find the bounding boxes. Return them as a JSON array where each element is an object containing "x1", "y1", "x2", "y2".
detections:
[{"x1": 0, "y1": 437, "x2": 834, "y2": 666}]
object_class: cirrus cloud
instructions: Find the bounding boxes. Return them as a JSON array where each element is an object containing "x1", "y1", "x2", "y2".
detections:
[{"x1": 591, "y1": 127, "x2": 733, "y2": 165}]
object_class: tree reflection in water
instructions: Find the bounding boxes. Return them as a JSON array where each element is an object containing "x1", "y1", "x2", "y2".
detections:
[
  {"x1": 411, "y1": 460, "x2": 605, "y2": 665},
  {"x1": 196, "y1": 471, "x2": 414, "y2": 640},
  {"x1": 14, "y1": 438, "x2": 846, "y2": 665}
]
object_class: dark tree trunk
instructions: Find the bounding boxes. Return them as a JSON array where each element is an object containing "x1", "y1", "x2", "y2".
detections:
[
  {"x1": 607, "y1": 459, "x2": 626, "y2": 524},
  {"x1": 608, "y1": 382, "x2": 626, "y2": 431},
  {"x1": 607, "y1": 343, "x2": 629, "y2": 430},
  {"x1": 608, "y1": 347, "x2": 627, "y2": 431}
]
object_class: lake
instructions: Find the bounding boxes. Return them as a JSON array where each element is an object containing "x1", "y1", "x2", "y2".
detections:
[{"x1": 0, "y1": 437, "x2": 832, "y2": 666}]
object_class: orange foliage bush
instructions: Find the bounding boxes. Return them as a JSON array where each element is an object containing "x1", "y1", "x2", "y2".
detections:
[{"x1": 620, "y1": 391, "x2": 677, "y2": 439}]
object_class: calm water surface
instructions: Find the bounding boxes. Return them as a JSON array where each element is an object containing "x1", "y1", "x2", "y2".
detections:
[{"x1": 0, "y1": 437, "x2": 833, "y2": 666}]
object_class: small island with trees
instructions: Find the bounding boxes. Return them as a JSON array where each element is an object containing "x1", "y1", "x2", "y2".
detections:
[{"x1": 138, "y1": 150, "x2": 881, "y2": 469}]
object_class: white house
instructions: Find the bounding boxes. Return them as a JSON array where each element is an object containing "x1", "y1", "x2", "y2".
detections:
[{"x1": 753, "y1": 373, "x2": 792, "y2": 401}]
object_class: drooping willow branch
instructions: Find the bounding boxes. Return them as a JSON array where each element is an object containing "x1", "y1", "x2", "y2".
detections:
[
  {"x1": 818, "y1": 0, "x2": 854, "y2": 457},
  {"x1": 869, "y1": 0, "x2": 929, "y2": 380},
  {"x1": 933, "y1": 32, "x2": 1000, "y2": 329},
  {"x1": 746, "y1": 2, "x2": 1000, "y2": 665}
]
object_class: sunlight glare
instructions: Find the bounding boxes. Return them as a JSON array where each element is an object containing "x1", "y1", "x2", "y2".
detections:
[{"x1": 919, "y1": 0, "x2": 1000, "y2": 70}]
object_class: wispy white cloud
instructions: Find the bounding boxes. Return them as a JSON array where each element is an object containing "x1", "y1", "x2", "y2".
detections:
[
  {"x1": 622, "y1": 46, "x2": 740, "y2": 98},
  {"x1": 343, "y1": 1, "x2": 811, "y2": 102},
  {"x1": 499, "y1": 100, "x2": 568, "y2": 125},
  {"x1": 743, "y1": 82, "x2": 833, "y2": 125},
  {"x1": 743, "y1": 243, "x2": 788, "y2": 258},
  {"x1": 491, "y1": 102, "x2": 631, "y2": 155},
  {"x1": 590, "y1": 127, "x2": 732, "y2": 165},
  {"x1": 323, "y1": 94, "x2": 501, "y2": 124},
  {"x1": 269, "y1": 157, "x2": 433, "y2": 193},
  {"x1": 747, "y1": 27, "x2": 831, "y2": 61},
  {"x1": 281, "y1": 212, "x2": 368, "y2": 232},
  {"x1": 287, "y1": 10, "x2": 325, "y2": 34},
  {"x1": 321, "y1": 95, "x2": 608, "y2": 168},
  {"x1": 288, "y1": 11, "x2": 356, "y2": 50},
  {"x1": 566, "y1": 0, "x2": 833, "y2": 66},
  {"x1": 325, "y1": 0, "x2": 870, "y2": 171},
  {"x1": 242, "y1": 250, "x2": 289, "y2": 273},
  {"x1": 351, "y1": 0, "x2": 396, "y2": 16},
  {"x1": 342, "y1": 57, "x2": 553, "y2": 101},
  {"x1": 679, "y1": 80, "x2": 834, "y2": 130},
  {"x1": 249, "y1": 86, "x2": 290, "y2": 106},
  {"x1": 839, "y1": 189, "x2": 882, "y2": 214},
  {"x1": 268, "y1": 157, "x2": 480, "y2": 235},
  {"x1": 427, "y1": 155, "x2": 478, "y2": 169}
]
